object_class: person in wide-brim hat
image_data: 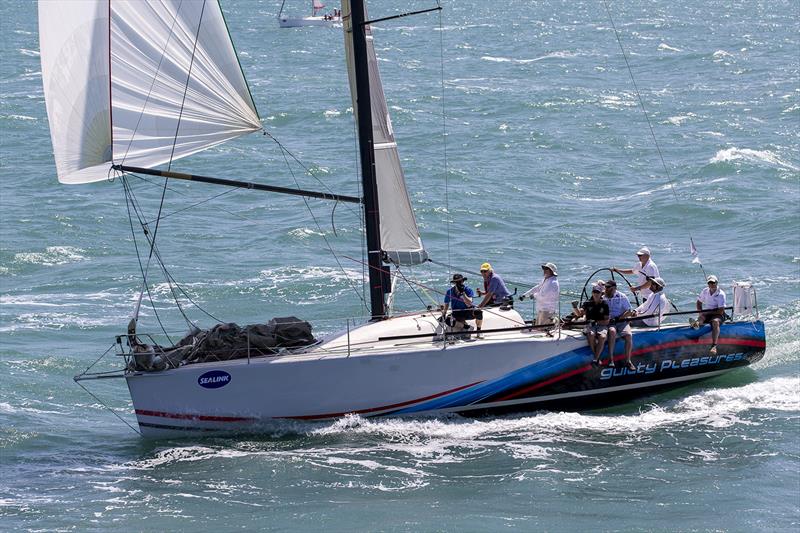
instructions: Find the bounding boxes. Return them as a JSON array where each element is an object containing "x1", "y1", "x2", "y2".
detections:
[
  {"x1": 520, "y1": 261, "x2": 560, "y2": 326},
  {"x1": 442, "y1": 273, "x2": 484, "y2": 337}
]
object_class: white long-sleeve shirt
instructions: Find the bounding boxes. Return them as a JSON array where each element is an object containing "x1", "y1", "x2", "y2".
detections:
[
  {"x1": 635, "y1": 292, "x2": 669, "y2": 326},
  {"x1": 522, "y1": 276, "x2": 560, "y2": 313}
]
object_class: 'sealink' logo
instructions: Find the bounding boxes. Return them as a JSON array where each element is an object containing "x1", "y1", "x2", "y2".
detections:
[{"x1": 198, "y1": 370, "x2": 231, "y2": 389}]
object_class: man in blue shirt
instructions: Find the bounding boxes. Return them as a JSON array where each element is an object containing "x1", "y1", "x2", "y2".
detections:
[
  {"x1": 443, "y1": 273, "x2": 483, "y2": 336},
  {"x1": 604, "y1": 280, "x2": 636, "y2": 371},
  {"x1": 477, "y1": 262, "x2": 511, "y2": 308}
]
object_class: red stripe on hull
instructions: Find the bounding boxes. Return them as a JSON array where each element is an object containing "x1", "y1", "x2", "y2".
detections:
[
  {"x1": 283, "y1": 380, "x2": 484, "y2": 420},
  {"x1": 135, "y1": 409, "x2": 256, "y2": 422},
  {"x1": 495, "y1": 336, "x2": 764, "y2": 402}
]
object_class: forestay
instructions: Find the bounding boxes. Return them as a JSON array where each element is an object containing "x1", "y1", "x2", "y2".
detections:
[
  {"x1": 342, "y1": 0, "x2": 428, "y2": 266},
  {"x1": 38, "y1": 0, "x2": 261, "y2": 185}
]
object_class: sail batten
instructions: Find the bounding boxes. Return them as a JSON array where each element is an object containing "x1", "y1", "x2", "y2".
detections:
[
  {"x1": 39, "y1": 0, "x2": 261, "y2": 185},
  {"x1": 342, "y1": 0, "x2": 428, "y2": 266}
]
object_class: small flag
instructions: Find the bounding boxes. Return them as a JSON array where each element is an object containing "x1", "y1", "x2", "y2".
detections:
[{"x1": 690, "y1": 238, "x2": 702, "y2": 264}]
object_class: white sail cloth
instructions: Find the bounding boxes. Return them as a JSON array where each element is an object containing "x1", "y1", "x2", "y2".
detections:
[
  {"x1": 342, "y1": 0, "x2": 428, "y2": 266},
  {"x1": 39, "y1": 0, "x2": 261, "y2": 185}
]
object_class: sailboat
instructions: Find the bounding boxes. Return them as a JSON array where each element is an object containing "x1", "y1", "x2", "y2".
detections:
[
  {"x1": 278, "y1": 0, "x2": 342, "y2": 28},
  {"x1": 40, "y1": 0, "x2": 766, "y2": 438}
]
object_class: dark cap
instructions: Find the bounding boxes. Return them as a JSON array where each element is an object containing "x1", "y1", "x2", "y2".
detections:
[
  {"x1": 450, "y1": 273, "x2": 467, "y2": 283},
  {"x1": 604, "y1": 280, "x2": 617, "y2": 288},
  {"x1": 591, "y1": 285, "x2": 603, "y2": 293}
]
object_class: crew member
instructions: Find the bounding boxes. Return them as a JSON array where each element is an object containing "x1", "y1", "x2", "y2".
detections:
[
  {"x1": 631, "y1": 277, "x2": 668, "y2": 327},
  {"x1": 691, "y1": 275, "x2": 726, "y2": 354},
  {"x1": 604, "y1": 280, "x2": 636, "y2": 371},
  {"x1": 477, "y1": 262, "x2": 511, "y2": 308},
  {"x1": 442, "y1": 273, "x2": 483, "y2": 337},
  {"x1": 612, "y1": 246, "x2": 660, "y2": 300},
  {"x1": 572, "y1": 284, "x2": 610, "y2": 365},
  {"x1": 520, "y1": 262, "x2": 559, "y2": 325}
]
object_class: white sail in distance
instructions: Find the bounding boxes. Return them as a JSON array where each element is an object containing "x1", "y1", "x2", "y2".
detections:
[
  {"x1": 38, "y1": 0, "x2": 261, "y2": 185},
  {"x1": 342, "y1": 0, "x2": 428, "y2": 266}
]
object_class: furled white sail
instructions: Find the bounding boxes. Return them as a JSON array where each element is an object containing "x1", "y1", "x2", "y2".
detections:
[
  {"x1": 342, "y1": 0, "x2": 428, "y2": 266},
  {"x1": 39, "y1": 0, "x2": 261, "y2": 185}
]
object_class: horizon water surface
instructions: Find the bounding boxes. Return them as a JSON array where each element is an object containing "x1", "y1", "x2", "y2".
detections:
[{"x1": 1, "y1": 0, "x2": 799, "y2": 531}]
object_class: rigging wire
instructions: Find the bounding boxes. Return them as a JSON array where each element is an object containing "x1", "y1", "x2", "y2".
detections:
[
  {"x1": 122, "y1": 177, "x2": 173, "y2": 342},
  {"x1": 602, "y1": 1, "x2": 708, "y2": 282},
  {"x1": 263, "y1": 131, "x2": 361, "y2": 219},
  {"x1": 75, "y1": 379, "x2": 141, "y2": 436},
  {"x1": 393, "y1": 266, "x2": 429, "y2": 309},
  {"x1": 123, "y1": 176, "x2": 224, "y2": 325},
  {"x1": 276, "y1": 144, "x2": 370, "y2": 313},
  {"x1": 436, "y1": 1, "x2": 452, "y2": 280},
  {"x1": 141, "y1": 186, "x2": 239, "y2": 225}
]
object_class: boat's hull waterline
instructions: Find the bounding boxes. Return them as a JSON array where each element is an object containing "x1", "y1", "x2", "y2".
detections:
[
  {"x1": 126, "y1": 318, "x2": 766, "y2": 437},
  {"x1": 278, "y1": 16, "x2": 341, "y2": 28}
]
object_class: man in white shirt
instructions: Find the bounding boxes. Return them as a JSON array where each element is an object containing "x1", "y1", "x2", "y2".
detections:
[
  {"x1": 612, "y1": 246, "x2": 660, "y2": 300},
  {"x1": 520, "y1": 262, "x2": 559, "y2": 325},
  {"x1": 691, "y1": 275, "x2": 727, "y2": 354},
  {"x1": 631, "y1": 277, "x2": 668, "y2": 327}
]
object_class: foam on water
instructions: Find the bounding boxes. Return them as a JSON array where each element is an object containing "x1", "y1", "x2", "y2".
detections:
[
  {"x1": 709, "y1": 147, "x2": 799, "y2": 171},
  {"x1": 12, "y1": 246, "x2": 87, "y2": 266}
]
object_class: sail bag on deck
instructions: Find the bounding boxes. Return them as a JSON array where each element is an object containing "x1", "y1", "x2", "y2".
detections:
[
  {"x1": 342, "y1": 0, "x2": 428, "y2": 266},
  {"x1": 38, "y1": 0, "x2": 261, "y2": 185}
]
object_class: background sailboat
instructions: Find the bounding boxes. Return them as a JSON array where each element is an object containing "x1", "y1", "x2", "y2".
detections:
[{"x1": 279, "y1": 0, "x2": 342, "y2": 28}]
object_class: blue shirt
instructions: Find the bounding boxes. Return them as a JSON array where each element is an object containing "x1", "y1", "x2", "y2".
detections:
[
  {"x1": 445, "y1": 285, "x2": 475, "y2": 310},
  {"x1": 485, "y1": 273, "x2": 511, "y2": 304},
  {"x1": 605, "y1": 291, "x2": 631, "y2": 320}
]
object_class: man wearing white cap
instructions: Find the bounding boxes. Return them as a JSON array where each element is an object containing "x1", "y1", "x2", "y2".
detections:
[
  {"x1": 692, "y1": 275, "x2": 726, "y2": 354},
  {"x1": 520, "y1": 262, "x2": 560, "y2": 325},
  {"x1": 612, "y1": 246, "x2": 660, "y2": 300},
  {"x1": 631, "y1": 277, "x2": 669, "y2": 327}
]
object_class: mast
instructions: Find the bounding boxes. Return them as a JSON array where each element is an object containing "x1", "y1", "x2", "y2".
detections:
[{"x1": 350, "y1": 0, "x2": 386, "y2": 320}]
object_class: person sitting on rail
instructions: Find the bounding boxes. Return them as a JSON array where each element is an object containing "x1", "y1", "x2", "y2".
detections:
[
  {"x1": 520, "y1": 262, "x2": 560, "y2": 325},
  {"x1": 442, "y1": 273, "x2": 483, "y2": 338},
  {"x1": 572, "y1": 284, "x2": 610, "y2": 366},
  {"x1": 604, "y1": 280, "x2": 636, "y2": 371},
  {"x1": 630, "y1": 277, "x2": 668, "y2": 327},
  {"x1": 691, "y1": 275, "x2": 726, "y2": 355},
  {"x1": 612, "y1": 246, "x2": 660, "y2": 301},
  {"x1": 477, "y1": 262, "x2": 511, "y2": 308}
]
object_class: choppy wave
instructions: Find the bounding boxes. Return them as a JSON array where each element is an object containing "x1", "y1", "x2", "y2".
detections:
[
  {"x1": 481, "y1": 51, "x2": 575, "y2": 64},
  {"x1": 12, "y1": 246, "x2": 87, "y2": 266},
  {"x1": 709, "y1": 147, "x2": 799, "y2": 171}
]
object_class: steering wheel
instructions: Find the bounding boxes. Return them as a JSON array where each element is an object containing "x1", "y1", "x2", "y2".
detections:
[{"x1": 578, "y1": 267, "x2": 640, "y2": 307}]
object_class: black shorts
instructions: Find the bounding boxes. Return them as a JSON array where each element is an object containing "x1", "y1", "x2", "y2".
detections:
[{"x1": 452, "y1": 308, "x2": 483, "y2": 322}]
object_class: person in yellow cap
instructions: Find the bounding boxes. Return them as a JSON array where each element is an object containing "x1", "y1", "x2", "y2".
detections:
[{"x1": 477, "y1": 262, "x2": 511, "y2": 309}]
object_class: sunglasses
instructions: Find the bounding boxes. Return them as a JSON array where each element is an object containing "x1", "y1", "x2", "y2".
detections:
[{"x1": 708, "y1": 281, "x2": 717, "y2": 285}]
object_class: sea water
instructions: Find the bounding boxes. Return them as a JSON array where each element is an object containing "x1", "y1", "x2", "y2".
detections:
[{"x1": 1, "y1": 0, "x2": 798, "y2": 530}]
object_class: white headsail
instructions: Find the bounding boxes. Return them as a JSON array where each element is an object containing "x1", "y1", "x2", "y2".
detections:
[
  {"x1": 39, "y1": 0, "x2": 261, "y2": 185},
  {"x1": 342, "y1": 0, "x2": 428, "y2": 266}
]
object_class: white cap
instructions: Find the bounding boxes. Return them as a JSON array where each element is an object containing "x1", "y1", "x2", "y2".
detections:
[
  {"x1": 637, "y1": 246, "x2": 651, "y2": 256},
  {"x1": 652, "y1": 277, "x2": 665, "y2": 288},
  {"x1": 541, "y1": 262, "x2": 558, "y2": 276},
  {"x1": 707, "y1": 274, "x2": 718, "y2": 283}
]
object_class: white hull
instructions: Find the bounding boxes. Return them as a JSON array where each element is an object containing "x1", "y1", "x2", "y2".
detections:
[
  {"x1": 124, "y1": 310, "x2": 766, "y2": 438},
  {"x1": 278, "y1": 15, "x2": 340, "y2": 28}
]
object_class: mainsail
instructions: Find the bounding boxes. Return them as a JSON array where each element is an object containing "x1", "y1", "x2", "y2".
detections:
[
  {"x1": 38, "y1": 0, "x2": 261, "y2": 185},
  {"x1": 342, "y1": 0, "x2": 428, "y2": 266}
]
